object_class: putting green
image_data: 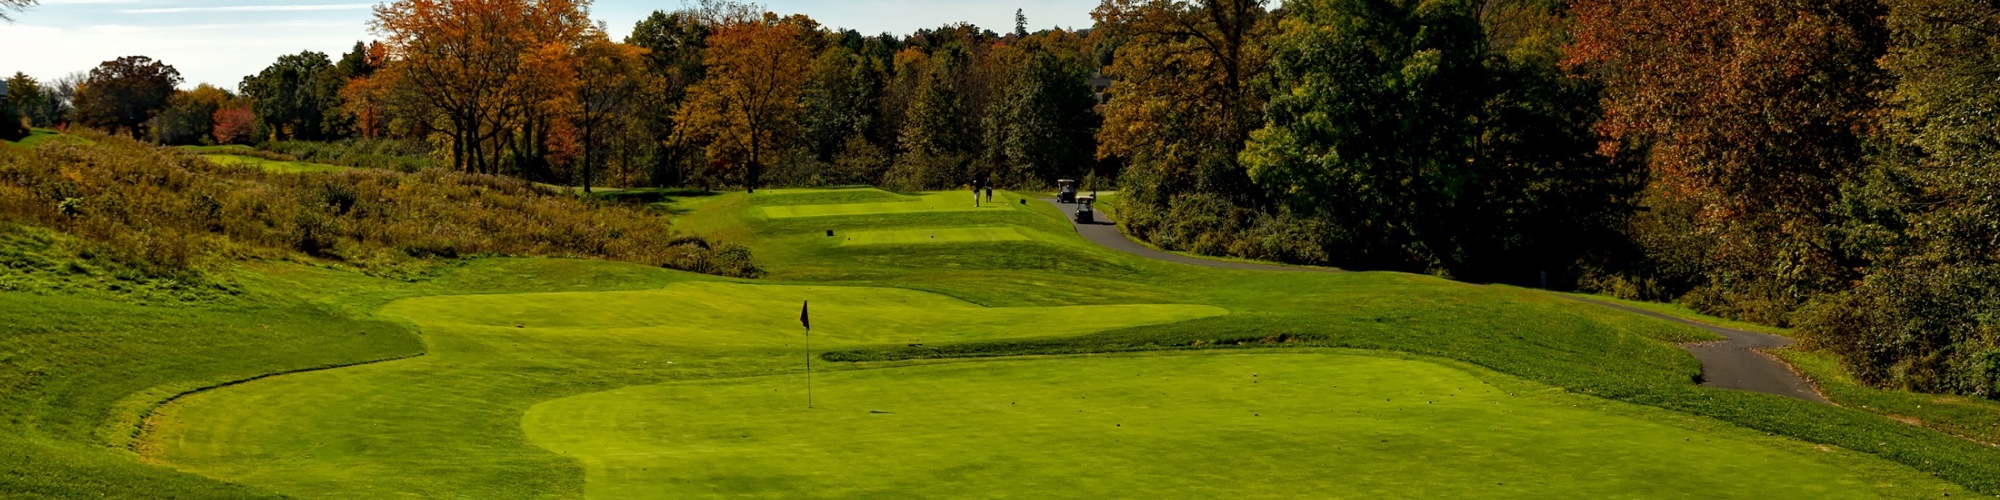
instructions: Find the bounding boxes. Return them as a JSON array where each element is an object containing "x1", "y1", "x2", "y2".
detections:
[
  {"x1": 146, "y1": 281, "x2": 1227, "y2": 498},
  {"x1": 760, "y1": 192, "x2": 1019, "y2": 218},
  {"x1": 835, "y1": 227, "x2": 1030, "y2": 246},
  {"x1": 525, "y1": 352, "x2": 1885, "y2": 499}
]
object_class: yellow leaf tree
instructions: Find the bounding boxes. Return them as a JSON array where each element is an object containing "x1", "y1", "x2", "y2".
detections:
[{"x1": 674, "y1": 13, "x2": 811, "y2": 192}]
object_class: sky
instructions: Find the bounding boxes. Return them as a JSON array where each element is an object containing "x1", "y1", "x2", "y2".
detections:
[{"x1": 0, "y1": 0, "x2": 1099, "y2": 89}]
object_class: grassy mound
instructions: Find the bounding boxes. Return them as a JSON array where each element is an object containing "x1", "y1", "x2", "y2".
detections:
[{"x1": 0, "y1": 132, "x2": 757, "y2": 278}]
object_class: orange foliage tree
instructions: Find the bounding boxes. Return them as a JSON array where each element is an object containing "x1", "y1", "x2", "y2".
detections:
[
  {"x1": 673, "y1": 12, "x2": 811, "y2": 192},
  {"x1": 1565, "y1": 0, "x2": 1887, "y2": 320},
  {"x1": 370, "y1": 0, "x2": 591, "y2": 173}
]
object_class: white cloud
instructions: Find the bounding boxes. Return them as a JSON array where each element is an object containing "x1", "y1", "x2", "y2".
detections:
[{"x1": 117, "y1": 3, "x2": 375, "y2": 14}]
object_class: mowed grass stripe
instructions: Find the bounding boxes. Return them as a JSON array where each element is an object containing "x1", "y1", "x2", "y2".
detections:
[
  {"x1": 760, "y1": 192, "x2": 1019, "y2": 218},
  {"x1": 835, "y1": 227, "x2": 1029, "y2": 246},
  {"x1": 524, "y1": 352, "x2": 1891, "y2": 499}
]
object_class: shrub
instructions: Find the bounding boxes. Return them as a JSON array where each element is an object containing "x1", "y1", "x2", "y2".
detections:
[
  {"x1": 0, "y1": 131, "x2": 759, "y2": 278},
  {"x1": 257, "y1": 138, "x2": 439, "y2": 172}
]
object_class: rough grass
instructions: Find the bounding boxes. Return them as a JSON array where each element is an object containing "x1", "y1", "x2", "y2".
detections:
[
  {"x1": 1777, "y1": 349, "x2": 2000, "y2": 445},
  {"x1": 0, "y1": 132, "x2": 759, "y2": 278}
]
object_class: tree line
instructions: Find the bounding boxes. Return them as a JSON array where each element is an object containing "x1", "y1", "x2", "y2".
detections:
[{"x1": 3, "y1": 0, "x2": 1997, "y2": 400}]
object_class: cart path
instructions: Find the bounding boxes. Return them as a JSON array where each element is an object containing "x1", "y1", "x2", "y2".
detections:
[
  {"x1": 1039, "y1": 198, "x2": 1339, "y2": 273},
  {"x1": 1562, "y1": 298, "x2": 1828, "y2": 403},
  {"x1": 1043, "y1": 198, "x2": 1828, "y2": 404}
]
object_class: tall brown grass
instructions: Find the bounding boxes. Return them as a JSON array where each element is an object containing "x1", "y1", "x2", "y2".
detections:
[{"x1": 0, "y1": 131, "x2": 758, "y2": 278}]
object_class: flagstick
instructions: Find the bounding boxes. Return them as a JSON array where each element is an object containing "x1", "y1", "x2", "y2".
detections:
[{"x1": 805, "y1": 325, "x2": 813, "y2": 409}]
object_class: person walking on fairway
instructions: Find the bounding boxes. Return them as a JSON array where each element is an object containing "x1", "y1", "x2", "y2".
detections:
[
  {"x1": 972, "y1": 180, "x2": 982, "y2": 207},
  {"x1": 984, "y1": 180, "x2": 993, "y2": 203}
]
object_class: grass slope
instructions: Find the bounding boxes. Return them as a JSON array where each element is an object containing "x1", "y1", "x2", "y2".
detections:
[
  {"x1": 4, "y1": 183, "x2": 1994, "y2": 498},
  {"x1": 527, "y1": 351, "x2": 1906, "y2": 499},
  {"x1": 178, "y1": 146, "x2": 349, "y2": 173}
]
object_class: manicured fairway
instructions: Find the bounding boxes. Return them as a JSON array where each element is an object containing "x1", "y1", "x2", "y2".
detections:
[
  {"x1": 835, "y1": 227, "x2": 1030, "y2": 246},
  {"x1": 525, "y1": 352, "x2": 1888, "y2": 499},
  {"x1": 146, "y1": 281, "x2": 1226, "y2": 498},
  {"x1": 760, "y1": 192, "x2": 1019, "y2": 218},
  {"x1": 123, "y1": 187, "x2": 1996, "y2": 498}
]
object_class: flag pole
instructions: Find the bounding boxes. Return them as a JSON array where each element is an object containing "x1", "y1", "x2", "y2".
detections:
[
  {"x1": 805, "y1": 323, "x2": 813, "y2": 409},
  {"x1": 801, "y1": 300, "x2": 813, "y2": 409}
]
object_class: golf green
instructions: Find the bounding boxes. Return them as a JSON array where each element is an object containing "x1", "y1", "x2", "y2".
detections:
[
  {"x1": 145, "y1": 281, "x2": 1227, "y2": 498},
  {"x1": 525, "y1": 352, "x2": 1887, "y2": 499},
  {"x1": 835, "y1": 227, "x2": 1030, "y2": 246}
]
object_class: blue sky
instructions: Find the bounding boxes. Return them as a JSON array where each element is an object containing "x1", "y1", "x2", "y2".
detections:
[{"x1": 1, "y1": 0, "x2": 1099, "y2": 89}]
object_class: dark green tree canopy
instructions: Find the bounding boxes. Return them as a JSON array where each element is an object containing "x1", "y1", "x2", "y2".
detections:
[
  {"x1": 240, "y1": 51, "x2": 343, "y2": 140},
  {"x1": 74, "y1": 56, "x2": 182, "y2": 136}
]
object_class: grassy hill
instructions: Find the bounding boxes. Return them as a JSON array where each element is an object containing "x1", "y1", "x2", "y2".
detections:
[{"x1": 1, "y1": 137, "x2": 1996, "y2": 497}]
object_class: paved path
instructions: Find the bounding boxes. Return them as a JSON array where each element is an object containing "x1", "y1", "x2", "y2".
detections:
[
  {"x1": 1044, "y1": 197, "x2": 1828, "y2": 404},
  {"x1": 1039, "y1": 198, "x2": 1338, "y2": 273},
  {"x1": 1563, "y1": 298, "x2": 1828, "y2": 403}
]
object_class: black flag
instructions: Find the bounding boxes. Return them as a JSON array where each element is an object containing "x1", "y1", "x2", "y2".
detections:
[{"x1": 800, "y1": 300, "x2": 809, "y2": 331}]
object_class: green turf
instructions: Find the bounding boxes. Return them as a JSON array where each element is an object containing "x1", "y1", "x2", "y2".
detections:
[
  {"x1": 760, "y1": 191, "x2": 1018, "y2": 218},
  {"x1": 2, "y1": 128, "x2": 88, "y2": 149},
  {"x1": 197, "y1": 153, "x2": 348, "y2": 173},
  {"x1": 834, "y1": 227, "x2": 1030, "y2": 246},
  {"x1": 526, "y1": 352, "x2": 1901, "y2": 499},
  {"x1": 8, "y1": 183, "x2": 2000, "y2": 498},
  {"x1": 1775, "y1": 349, "x2": 2000, "y2": 445},
  {"x1": 147, "y1": 281, "x2": 1224, "y2": 497}
]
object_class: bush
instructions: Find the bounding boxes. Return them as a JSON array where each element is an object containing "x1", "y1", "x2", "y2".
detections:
[
  {"x1": 1797, "y1": 265, "x2": 2000, "y2": 399},
  {"x1": 0, "y1": 131, "x2": 759, "y2": 278},
  {"x1": 1121, "y1": 192, "x2": 1335, "y2": 267},
  {"x1": 257, "y1": 138, "x2": 439, "y2": 172}
]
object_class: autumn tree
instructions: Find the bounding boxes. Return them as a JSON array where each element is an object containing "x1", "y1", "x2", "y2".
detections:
[
  {"x1": 73, "y1": 56, "x2": 182, "y2": 137},
  {"x1": 884, "y1": 44, "x2": 976, "y2": 189},
  {"x1": 570, "y1": 31, "x2": 649, "y2": 193},
  {"x1": 150, "y1": 83, "x2": 233, "y2": 145},
  {"x1": 674, "y1": 12, "x2": 811, "y2": 192},
  {"x1": 212, "y1": 105, "x2": 257, "y2": 145},
  {"x1": 1092, "y1": 0, "x2": 1272, "y2": 243},
  {"x1": 371, "y1": 0, "x2": 592, "y2": 173},
  {"x1": 626, "y1": 9, "x2": 710, "y2": 186},
  {"x1": 338, "y1": 42, "x2": 393, "y2": 139},
  {"x1": 1566, "y1": 0, "x2": 1888, "y2": 322}
]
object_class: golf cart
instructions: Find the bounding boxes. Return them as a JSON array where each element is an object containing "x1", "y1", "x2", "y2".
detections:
[
  {"x1": 1073, "y1": 194, "x2": 1095, "y2": 224},
  {"x1": 1056, "y1": 179, "x2": 1078, "y2": 203}
]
